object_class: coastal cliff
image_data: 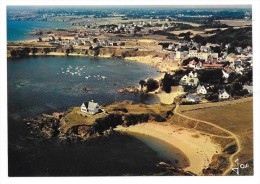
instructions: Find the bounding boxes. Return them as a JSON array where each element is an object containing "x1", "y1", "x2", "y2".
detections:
[
  {"x1": 24, "y1": 101, "x2": 173, "y2": 141},
  {"x1": 7, "y1": 44, "x2": 167, "y2": 59}
]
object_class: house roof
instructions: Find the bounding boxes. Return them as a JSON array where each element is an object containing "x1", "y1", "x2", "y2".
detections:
[
  {"x1": 186, "y1": 94, "x2": 200, "y2": 100},
  {"x1": 243, "y1": 85, "x2": 253, "y2": 92},
  {"x1": 197, "y1": 84, "x2": 206, "y2": 90},
  {"x1": 83, "y1": 101, "x2": 99, "y2": 111},
  {"x1": 203, "y1": 63, "x2": 223, "y2": 68},
  {"x1": 219, "y1": 89, "x2": 229, "y2": 95}
]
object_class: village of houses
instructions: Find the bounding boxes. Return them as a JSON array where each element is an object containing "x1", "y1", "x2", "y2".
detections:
[
  {"x1": 17, "y1": 19, "x2": 253, "y2": 109},
  {"x1": 170, "y1": 41, "x2": 253, "y2": 105},
  {"x1": 76, "y1": 37, "x2": 253, "y2": 113}
]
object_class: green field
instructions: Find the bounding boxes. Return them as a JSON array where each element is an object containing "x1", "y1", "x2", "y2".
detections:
[{"x1": 180, "y1": 99, "x2": 253, "y2": 167}]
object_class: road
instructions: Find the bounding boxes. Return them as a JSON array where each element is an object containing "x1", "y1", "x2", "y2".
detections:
[{"x1": 174, "y1": 104, "x2": 242, "y2": 176}]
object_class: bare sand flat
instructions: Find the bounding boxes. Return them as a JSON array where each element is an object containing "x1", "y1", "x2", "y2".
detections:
[
  {"x1": 156, "y1": 91, "x2": 185, "y2": 105},
  {"x1": 115, "y1": 122, "x2": 221, "y2": 175}
]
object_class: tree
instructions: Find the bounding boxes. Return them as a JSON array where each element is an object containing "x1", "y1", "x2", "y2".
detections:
[
  {"x1": 65, "y1": 48, "x2": 70, "y2": 56},
  {"x1": 197, "y1": 69, "x2": 224, "y2": 84},
  {"x1": 227, "y1": 46, "x2": 237, "y2": 54},
  {"x1": 193, "y1": 35, "x2": 207, "y2": 45},
  {"x1": 205, "y1": 93, "x2": 219, "y2": 102},
  {"x1": 161, "y1": 73, "x2": 172, "y2": 93},
  {"x1": 93, "y1": 38, "x2": 98, "y2": 43},
  {"x1": 145, "y1": 78, "x2": 159, "y2": 92},
  {"x1": 139, "y1": 80, "x2": 146, "y2": 91},
  {"x1": 228, "y1": 73, "x2": 241, "y2": 84},
  {"x1": 31, "y1": 47, "x2": 38, "y2": 55},
  {"x1": 42, "y1": 48, "x2": 50, "y2": 55},
  {"x1": 10, "y1": 50, "x2": 18, "y2": 57},
  {"x1": 210, "y1": 46, "x2": 221, "y2": 54}
]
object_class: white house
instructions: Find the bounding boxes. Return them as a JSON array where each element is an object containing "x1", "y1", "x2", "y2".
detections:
[
  {"x1": 180, "y1": 74, "x2": 200, "y2": 87},
  {"x1": 235, "y1": 66, "x2": 244, "y2": 75},
  {"x1": 222, "y1": 70, "x2": 230, "y2": 79},
  {"x1": 188, "y1": 71, "x2": 198, "y2": 78},
  {"x1": 180, "y1": 75, "x2": 188, "y2": 83},
  {"x1": 195, "y1": 61, "x2": 204, "y2": 70},
  {"x1": 187, "y1": 77, "x2": 199, "y2": 86},
  {"x1": 176, "y1": 51, "x2": 188, "y2": 59},
  {"x1": 186, "y1": 94, "x2": 201, "y2": 103},
  {"x1": 243, "y1": 85, "x2": 253, "y2": 94},
  {"x1": 197, "y1": 85, "x2": 207, "y2": 94},
  {"x1": 218, "y1": 89, "x2": 230, "y2": 100},
  {"x1": 81, "y1": 100, "x2": 100, "y2": 114}
]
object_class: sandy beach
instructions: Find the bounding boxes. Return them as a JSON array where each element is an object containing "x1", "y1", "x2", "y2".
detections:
[
  {"x1": 125, "y1": 56, "x2": 179, "y2": 73},
  {"x1": 115, "y1": 122, "x2": 221, "y2": 175},
  {"x1": 156, "y1": 91, "x2": 184, "y2": 104}
]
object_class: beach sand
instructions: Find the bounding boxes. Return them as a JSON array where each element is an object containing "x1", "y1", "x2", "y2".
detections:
[
  {"x1": 125, "y1": 56, "x2": 179, "y2": 73},
  {"x1": 115, "y1": 122, "x2": 221, "y2": 175},
  {"x1": 156, "y1": 91, "x2": 184, "y2": 105}
]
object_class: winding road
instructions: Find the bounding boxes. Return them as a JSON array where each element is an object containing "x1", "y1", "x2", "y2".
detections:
[{"x1": 174, "y1": 104, "x2": 242, "y2": 176}]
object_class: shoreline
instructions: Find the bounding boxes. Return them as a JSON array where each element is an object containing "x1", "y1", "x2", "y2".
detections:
[
  {"x1": 8, "y1": 50, "x2": 180, "y2": 104},
  {"x1": 115, "y1": 122, "x2": 221, "y2": 175}
]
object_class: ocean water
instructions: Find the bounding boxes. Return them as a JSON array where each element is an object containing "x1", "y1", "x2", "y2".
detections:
[
  {"x1": 8, "y1": 56, "x2": 182, "y2": 176},
  {"x1": 7, "y1": 19, "x2": 70, "y2": 41},
  {"x1": 7, "y1": 18, "x2": 186, "y2": 176}
]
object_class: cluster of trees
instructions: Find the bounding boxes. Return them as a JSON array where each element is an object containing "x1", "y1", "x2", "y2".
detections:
[
  {"x1": 178, "y1": 31, "x2": 192, "y2": 41},
  {"x1": 205, "y1": 69, "x2": 252, "y2": 101},
  {"x1": 160, "y1": 70, "x2": 192, "y2": 93},
  {"x1": 182, "y1": 57, "x2": 199, "y2": 66},
  {"x1": 193, "y1": 27, "x2": 252, "y2": 48},
  {"x1": 139, "y1": 78, "x2": 159, "y2": 92},
  {"x1": 161, "y1": 73, "x2": 174, "y2": 93},
  {"x1": 197, "y1": 69, "x2": 224, "y2": 84},
  {"x1": 165, "y1": 23, "x2": 194, "y2": 31}
]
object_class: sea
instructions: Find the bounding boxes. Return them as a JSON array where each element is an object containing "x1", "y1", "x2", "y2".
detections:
[
  {"x1": 7, "y1": 19, "x2": 70, "y2": 41},
  {"x1": 7, "y1": 19, "x2": 187, "y2": 176}
]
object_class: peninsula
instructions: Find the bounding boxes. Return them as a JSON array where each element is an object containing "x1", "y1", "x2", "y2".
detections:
[{"x1": 8, "y1": 6, "x2": 253, "y2": 176}]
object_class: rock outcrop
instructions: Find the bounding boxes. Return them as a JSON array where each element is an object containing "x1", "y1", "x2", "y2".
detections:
[{"x1": 24, "y1": 106, "x2": 168, "y2": 141}]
